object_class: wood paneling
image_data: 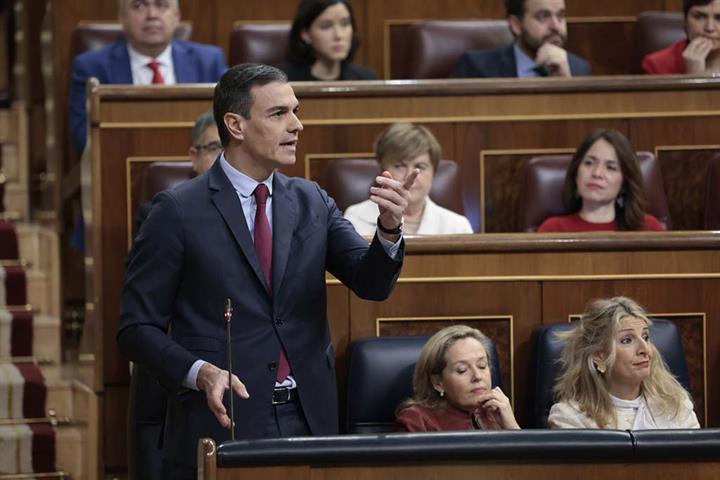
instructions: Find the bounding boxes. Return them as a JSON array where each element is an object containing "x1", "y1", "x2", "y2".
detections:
[
  {"x1": 86, "y1": 78, "x2": 720, "y2": 475},
  {"x1": 656, "y1": 149, "x2": 720, "y2": 230}
]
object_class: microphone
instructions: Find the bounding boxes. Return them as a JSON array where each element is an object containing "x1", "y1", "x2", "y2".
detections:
[{"x1": 224, "y1": 298, "x2": 235, "y2": 441}]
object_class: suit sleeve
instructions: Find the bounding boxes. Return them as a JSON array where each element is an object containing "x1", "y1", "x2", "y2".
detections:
[
  {"x1": 396, "y1": 407, "x2": 430, "y2": 432},
  {"x1": 117, "y1": 191, "x2": 200, "y2": 392},
  {"x1": 547, "y1": 402, "x2": 595, "y2": 428},
  {"x1": 317, "y1": 184, "x2": 403, "y2": 301},
  {"x1": 451, "y1": 53, "x2": 476, "y2": 78},
  {"x1": 69, "y1": 56, "x2": 91, "y2": 154}
]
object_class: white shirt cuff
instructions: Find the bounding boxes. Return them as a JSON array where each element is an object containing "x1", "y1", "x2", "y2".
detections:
[
  {"x1": 183, "y1": 359, "x2": 206, "y2": 390},
  {"x1": 377, "y1": 230, "x2": 402, "y2": 259}
]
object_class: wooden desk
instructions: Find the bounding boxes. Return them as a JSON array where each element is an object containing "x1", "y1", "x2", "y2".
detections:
[{"x1": 84, "y1": 77, "x2": 720, "y2": 472}]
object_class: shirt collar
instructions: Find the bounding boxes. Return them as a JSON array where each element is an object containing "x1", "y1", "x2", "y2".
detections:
[
  {"x1": 513, "y1": 43, "x2": 539, "y2": 78},
  {"x1": 127, "y1": 42, "x2": 173, "y2": 72},
  {"x1": 219, "y1": 152, "x2": 274, "y2": 198}
]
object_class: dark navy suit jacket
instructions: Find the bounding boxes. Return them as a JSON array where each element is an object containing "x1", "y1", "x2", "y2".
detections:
[
  {"x1": 452, "y1": 44, "x2": 592, "y2": 78},
  {"x1": 69, "y1": 40, "x2": 227, "y2": 153},
  {"x1": 117, "y1": 159, "x2": 403, "y2": 470}
]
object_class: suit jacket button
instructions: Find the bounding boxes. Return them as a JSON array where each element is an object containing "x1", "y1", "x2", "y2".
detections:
[
  {"x1": 274, "y1": 317, "x2": 283, "y2": 326},
  {"x1": 268, "y1": 362, "x2": 278, "y2": 371}
]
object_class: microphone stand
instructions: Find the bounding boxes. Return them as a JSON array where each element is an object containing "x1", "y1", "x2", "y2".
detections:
[{"x1": 224, "y1": 298, "x2": 235, "y2": 441}]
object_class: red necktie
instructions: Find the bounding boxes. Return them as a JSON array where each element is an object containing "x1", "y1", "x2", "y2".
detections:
[
  {"x1": 147, "y1": 60, "x2": 165, "y2": 84},
  {"x1": 253, "y1": 184, "x2": 290, "y2": 382}
]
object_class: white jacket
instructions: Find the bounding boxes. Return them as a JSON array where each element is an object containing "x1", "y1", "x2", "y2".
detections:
[{"x1": 343, "y1": 197, "x2": 473, "y2": 236}]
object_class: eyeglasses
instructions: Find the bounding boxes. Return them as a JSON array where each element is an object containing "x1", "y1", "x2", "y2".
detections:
[
  {"x1": 195, "y1": 141, "x2": 223, "y2": 155},
  {"x1": 129, "y1": 0, "x2": 173, "y2": 12}
]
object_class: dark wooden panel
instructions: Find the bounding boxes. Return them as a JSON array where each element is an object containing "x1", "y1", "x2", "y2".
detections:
[
  {"x1": 567, "y1": 21, "x2": 636, "y2": 75},
  {"x1": 656, "y1": 149, "x2": 719, "y2": 231},
  {"x1": 103, "y1": 386, "x2": 129, "y2": 471},
  {"x1": 458, "y1": 119, "x2": 629, "y2": 232}
]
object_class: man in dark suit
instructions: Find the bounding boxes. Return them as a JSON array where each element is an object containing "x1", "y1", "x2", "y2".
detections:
[
  {"x1": 453, "y1": 0, "x2": 591, "y2": 78},
  {"x1": 68, "y1": 0, "x2": 227, "y2": 154},
  {"x1": 117, "y1": 63, "x2": 415, "y2": 479}
]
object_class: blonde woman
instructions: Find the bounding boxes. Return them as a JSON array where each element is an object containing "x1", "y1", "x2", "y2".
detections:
[
  {"x1": 395, "y1": 325, "x2": 519, "y2": 432},
  {"x1": 549, "y1": 297, "x2": 699, "y2": 429}
]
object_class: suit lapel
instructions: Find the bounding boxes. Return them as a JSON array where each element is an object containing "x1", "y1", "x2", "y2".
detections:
[
  {"x1": 501, "y1": 45, "x2": 518, "y2": 77},
  {"x1": 110, "y1": 42, "x2": 133, "y2": 84},
  {"x1": 208, "y1": 161, "x2": 269, "y2": 292},
  {"x1": 271, "y1": 174, "x2": 298, "y2": 298},
  {"x1": 171, "y1": 41, "x2": 197, "y2": 83}
]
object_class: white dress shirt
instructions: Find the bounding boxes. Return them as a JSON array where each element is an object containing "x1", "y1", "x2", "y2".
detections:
[{"x1": 127, "y1": 43, "x2": 177, "y2": 85}]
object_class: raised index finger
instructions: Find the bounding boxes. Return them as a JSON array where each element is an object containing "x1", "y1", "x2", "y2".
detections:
[{"x1": 403, "y1": 168, "x2": 420, "y2": 190}]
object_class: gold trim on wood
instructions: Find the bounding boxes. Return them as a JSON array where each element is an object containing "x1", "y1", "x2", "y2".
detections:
[
  {"x1": 479, "y1": 148, "x2": 576, "y2": 233},
  {"x1": 654, "y1": 144, "x2": 720, "y2": 159},
  {"x1": 100, "y1": 121, "x2": 194, "y2": 129},
  {"x1": 232, "y1": 20, "x2": 290, "y2": 29},
  {"x1": 0, "y1": 417, "x2": 71, "y2": 426},
  {"x1": 0, "y1": 472, "x2": 70, "y2": 479},
  {"x1": 98, "y1": 110, "x2": 720, "y2": 130},
  {"x1": 375, "y1": 315, "x2": 515, "y2": 405},
  {"x1": 0, "y1": 356, "x2": 53, "y2": 365},
  {"x1": 303, "y1": 152, "x2": 374, "y2": 180},
  {"x1": 4, "y1": 305, "x2": 34, "y2": 313},
  {"x1": 325, "y1": 273, "x2": 720, "y2": 285}
]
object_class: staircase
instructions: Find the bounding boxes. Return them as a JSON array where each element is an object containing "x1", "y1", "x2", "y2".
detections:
[{"x1": 0, "y1": 106, "x2": 91, "y2": 479}]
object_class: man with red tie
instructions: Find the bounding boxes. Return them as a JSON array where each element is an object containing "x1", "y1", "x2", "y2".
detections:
[
  {"x1": 68, "y1": 0, "x2": 227, "y2": 154},
  {"x1": 117, "y1": 63, "x2": 416, "y2": 479}
]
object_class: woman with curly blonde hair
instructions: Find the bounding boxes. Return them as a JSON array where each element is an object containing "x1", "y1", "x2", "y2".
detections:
[{"x1": 549, "y1": 297, "x2": 699, "y2": 429}]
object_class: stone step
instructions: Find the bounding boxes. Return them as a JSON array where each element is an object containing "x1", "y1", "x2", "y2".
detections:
[
  {"x1": 25, "y1": 269, "x2": 52, "y2": 317},
  {"x1": 15, "y1": 223, "x2": 58, "y2": 274},
  {"x1": 33, "y1": 313, "x2": 61, "y2": 365},
  {"x1": 40, "y1": 365, "x2": 73, "y2": 420},
  {"x1": 14, "y1": 223, "x2": 60, "y2": 318}
]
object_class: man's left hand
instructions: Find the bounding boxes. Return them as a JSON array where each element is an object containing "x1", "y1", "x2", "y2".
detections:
[
  {"x1": 370, "y1": 169, "x2": 419, "y2": 241},
  {"x1": 535, "y1": 43, "x2": 571, "y2": 77}
]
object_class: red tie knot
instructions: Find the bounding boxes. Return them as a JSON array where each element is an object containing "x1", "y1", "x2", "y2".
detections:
[
  {"x1": 147, "y1": 60, "x2": 165, "y2": 84},
  {"x1": 254, "y1": 184, "x2": 270, "y2": 205}
]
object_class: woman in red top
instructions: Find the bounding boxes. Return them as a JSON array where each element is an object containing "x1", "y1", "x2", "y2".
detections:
[
  {"x1": 538, "y1": 129, "x2": 665, "y2": 233},
  {"x1": 395, "y1": 325, "x2": 520, "y2": 432},
  {"x1": 642, "y1": 0, "x2": 720, "y2": 75}
]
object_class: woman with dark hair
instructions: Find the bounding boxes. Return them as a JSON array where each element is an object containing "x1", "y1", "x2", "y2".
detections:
[
  {"x1": 395, "y1": 325, "x2": 520, "y2": 432},
  {"x1": 283, "y1": 0, "x2": 375, "y2": 81},
  {"x1": 538, "y1": 129, "x2": 665, "y2": 232},
  {"x1": 643, "y1": 0, "x2": 720, "y2": 74}
]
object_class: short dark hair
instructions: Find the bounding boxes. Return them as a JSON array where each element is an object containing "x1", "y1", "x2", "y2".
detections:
[
  {"x1": 684, "y1": 0, "x2": 714, "y2": 17},
  {"x1": 562, "y1": 129, "x2": 649, "y2": 231},
  {"x1": 505, "y1": 0, "x2": 526, "y2": 17},
  {"x1": 286, "y1": 0, "x2": 360, "y2": 66},
  {"x1": 212, "y1": 63, "x2": 287, "y2": 146},
  {"x1": 191, "y1": 110, "x2": 215, "y2": 147}
]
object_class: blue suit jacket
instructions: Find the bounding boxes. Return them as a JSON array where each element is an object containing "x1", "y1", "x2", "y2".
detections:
[
  {"x1": 117, "y1": 159, "x2": 403, "y2": 469},
  {"x1": 69, "y1": 40, "x2": 227, "y2": 153},
  {"x1": 452, "y1": 44, "x2": 592, "y2": 78}
]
